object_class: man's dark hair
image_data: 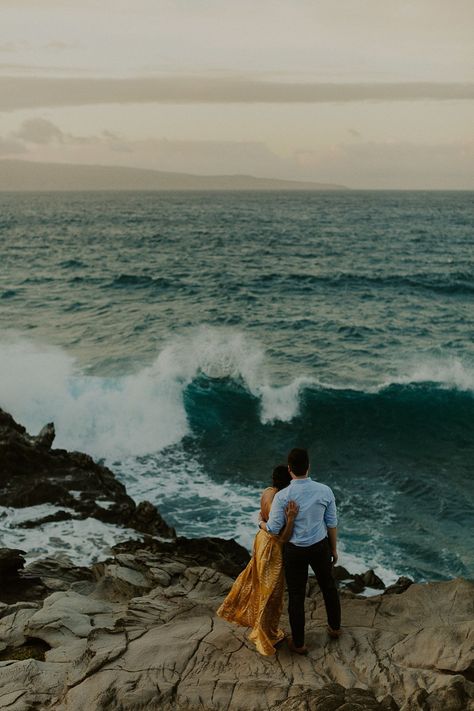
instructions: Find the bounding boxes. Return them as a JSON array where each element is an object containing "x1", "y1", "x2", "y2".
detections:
[
  {"x1": 272, "y1": 465, "x2": 291, "y2": 491},
  {"x1": 288, "y1": 448, "x2": 309, "y2": 477}
]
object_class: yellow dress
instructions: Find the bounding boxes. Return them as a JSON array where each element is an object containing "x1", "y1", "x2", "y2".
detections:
[{"x1": 217, "y1": 528, "x2": 285, "y2": 656}]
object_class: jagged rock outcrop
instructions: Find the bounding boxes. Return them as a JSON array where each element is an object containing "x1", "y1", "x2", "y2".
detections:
[
  {"x1": 113, "y1": 534, "x2": 252, "y2": 580},
  {"x1": 0, "y1": 545, "x2": 472, "y2": 711},
  {"x1": 0, "y1": 407, "x2": 472, "y2": 710},
  {"x1": 0, "y1": 548, "x2": 47, "y2": 603},
  {"x1": 0, "y1": 407, "x2": 174, "y2": 539}
]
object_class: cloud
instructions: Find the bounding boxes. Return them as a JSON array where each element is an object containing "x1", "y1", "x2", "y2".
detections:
[
  {"x1": 117, "y1": 137, "x2": 285, "y2": 176},
  {"x1": 27, "y1": 131, "x2": 288, "y2": 177},
  {"x1": 0, "y1": 136, "x2": 27, "y2": 156},
  {"x1": 0, "y1": 40, "x2": 75, "y2": 53},
  {"x1": 0, "y1": 42, "x2": 30, "y2": 53},
  {"x1": 0, "y1": 63, "x2": 93, "y2": 75},
  {"x1": 0, "y1": 76, "x2": 473, "y2": 111},
  {"x1": 45, "y1": 41, "x2": 76, "y2": 50},
  {"x1": 5, "y1": 118, "x2": 473, "y2": 188},
  {"x1": 6, "y1": 118, "x2": 290, "y2": 176},
  {"x1": 294, "y1": 140, "x2": 474, "y2": 189},
  {"x1": 12, "y1": 117, "x2": 111, "y2": 146},
  {"x1": 14, "y1": 117, "x2": 64, "y2": 144}
]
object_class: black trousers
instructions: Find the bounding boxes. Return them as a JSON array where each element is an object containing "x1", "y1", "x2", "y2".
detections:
[{"x1": 283, "y1": 537, "x2": 341, "y2": 648}]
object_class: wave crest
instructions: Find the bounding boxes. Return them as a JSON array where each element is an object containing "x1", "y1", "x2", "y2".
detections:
[{"x1": 0, "y1": 331, "x2": 473, "y2": 459}]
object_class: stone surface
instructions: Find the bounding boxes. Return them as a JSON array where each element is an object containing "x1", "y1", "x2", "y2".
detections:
[
  {"x1": 0, "y1": 407, "x2": 175, "y2": 539},
  {"x1": 113, "y1": 534, "x2": 251, "y2": 580},
  {"x1": 0, "y1": 545, "x2": 472, "y2": 711},
  {"x1": 0, "y1": 408, "x2": 472, "y2": 710},
  {"x1": 0, "y1": 548, "x2": 47, "y2": 604},
  {"x1": 33, "y1": 422, "x2": 55, "y2": 449}
]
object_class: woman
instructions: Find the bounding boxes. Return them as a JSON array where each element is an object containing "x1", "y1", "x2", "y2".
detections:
[{"x1": 217, "y1": 465, "x2": 298, "y2": 656}]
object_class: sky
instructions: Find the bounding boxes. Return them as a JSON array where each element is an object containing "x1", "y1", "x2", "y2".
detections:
[{"x1": 0, "y1": 0, "x2": 473, "y2": 188}]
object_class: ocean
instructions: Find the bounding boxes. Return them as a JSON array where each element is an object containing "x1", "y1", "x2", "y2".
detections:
[{"x1": 0, "y1": 189, "x2": 473, "y2": 583}]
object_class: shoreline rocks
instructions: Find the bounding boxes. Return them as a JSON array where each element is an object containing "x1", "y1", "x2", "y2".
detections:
[
  {"x1": 0, "y1": 543, "x2": 472, "y2": 710},
  {"x1": 0, "y1": 407, "x2": 473, "y2": 710},
  {"x1": 0, "y1": 407, "x2": 174, "y2": 539}
]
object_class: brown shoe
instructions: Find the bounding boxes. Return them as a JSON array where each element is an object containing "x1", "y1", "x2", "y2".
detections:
[
  {"x1": 287, "y1": 637, "x2": 308, "y2": 655},
  {"x1": 327, "y1": 625, "x2": 342, "y2": 639}
]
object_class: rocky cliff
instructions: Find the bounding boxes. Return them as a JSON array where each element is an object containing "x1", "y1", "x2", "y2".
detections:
[{"x1": 0, "y1": 409, "x2": 472, "y2": 710}]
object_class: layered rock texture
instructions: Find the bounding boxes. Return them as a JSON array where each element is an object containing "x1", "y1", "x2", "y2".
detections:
[
  {"x1": 0, "y1": 407, "x2": 174, "y2": 538},
  {"x1": 0, "y1": 546, "x2": 472, "y2": 711},
  {"x1": 0, "y1": 409, "x2": 473, "y2": 710}
]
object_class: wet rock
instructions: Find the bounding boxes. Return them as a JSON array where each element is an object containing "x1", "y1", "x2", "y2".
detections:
[
  {"x1": 0, "y1": 547, "x2": 25, "y2": 576},
  {"x1": 0, "y1": 407, "x2": 175, "y2": 539},
  {"x1": 17, "y1": 509, "x2": 74, "y2": 528},
  {"x1": 346, "y1": 570, "x2": 386, "y2": 594},
  {"x1": 33, "y1": 422, "x2": 55, "y2": 449},
  {"x1": 333, "y1": 565, "x2": 354, "y2": 582},
  {"x1": 112, "y1": 534, "x2": 250, "y2": 579},
  {"x1": 0, "y1": 551, "x2": 472, "y2": 711},
  {"x1": 384, "y1": 577, "x2": 414, "y2": 596},
  {"x1": 273, "y1": 684, "x2": 393, "y2": 710},
  {"x1": 24, "y1": 555, "x2": 95, "y2": 593},
  {"x1": 0, "y1": 408, "x2": 473, "y2": 710},
  {"x1": 0, "y1": 548, "x2": 47, "y2": 603},
  {"x1": 360, "y1": 570, "x2": 385, "y2": 589},
  {"x1": 379, "y1": 696, "x2": 399, "y2": 711}
]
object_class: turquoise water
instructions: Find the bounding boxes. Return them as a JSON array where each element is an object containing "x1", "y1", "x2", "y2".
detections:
[{"x1": 0, "y1": 190, "x2": 473, "y2": 581}]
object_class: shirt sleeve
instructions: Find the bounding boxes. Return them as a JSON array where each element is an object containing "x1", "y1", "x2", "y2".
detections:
[
  {"x1": 324, "y1": 489, "x2": 338, "y2": 528},
  {"x1": 266, "y1": 492, "x2": 286, "y2": 535}
]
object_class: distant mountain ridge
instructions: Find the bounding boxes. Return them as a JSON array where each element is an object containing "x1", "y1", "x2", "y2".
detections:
[{"x1": 0, "y1": 159, "x2": 347, "y2": 191}]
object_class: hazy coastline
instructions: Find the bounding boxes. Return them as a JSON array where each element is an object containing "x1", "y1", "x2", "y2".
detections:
[{"x1": 0, "y1": 159, "x2": 348, "y2": 192}]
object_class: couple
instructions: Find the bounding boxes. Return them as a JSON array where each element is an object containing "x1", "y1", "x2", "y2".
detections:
[{"x1": 217, "y1": 448, "x2": 341, "y2": 656}]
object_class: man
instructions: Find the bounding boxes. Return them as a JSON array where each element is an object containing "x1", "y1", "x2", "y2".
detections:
[{"x1": 260, "y1": 447, "x2": 341, "y2": 654}]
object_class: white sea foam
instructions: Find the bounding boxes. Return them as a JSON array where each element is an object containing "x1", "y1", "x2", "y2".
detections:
[
  {"x1": 336, "y1": 545, "x2": 400, "y2": 588},
  {"x1": 387, "y1": 356, "x2": 474, "y2": 392},
  {"x1": 0, "y1": 333, "x2": 469, "y2": 578},
  {"x1": 2, "y1": 332, "x2": 471, "y2": 461},
  {"x1": 112, "y1": 453, "x2": 403, "y2": 586},
  {"x1": 0, "y1": 335, "x2": 190, "y2": 458},
  {"x1": 0, "y1": 504, "x2": 142, "y2": 565},
  {"x1": 113, "y1": 451, "x2": 261, "y2": 550},
  {"x1": 0, "y1": 329, "x2": 310, "y2": 459}
]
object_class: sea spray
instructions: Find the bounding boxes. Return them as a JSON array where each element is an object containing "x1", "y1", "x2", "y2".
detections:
[{"x1": 0, "y1": 189, "x2": 472, "y2": 581}]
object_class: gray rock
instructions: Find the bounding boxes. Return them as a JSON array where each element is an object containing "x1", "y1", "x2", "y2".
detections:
[
  {"x1": 33, "y1": 422, "x2": 55, "y2": 449},
  {"x1": 0, "y1": 407, "x2": 175, "y2": 539},
  {"x1": 0, "y1": 546, "x2": 472, "y2": 711}
]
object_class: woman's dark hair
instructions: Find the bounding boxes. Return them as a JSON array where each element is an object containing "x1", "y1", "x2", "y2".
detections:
[{"x1": 272, "y1": 465, "x2": 291, "y2": 491}]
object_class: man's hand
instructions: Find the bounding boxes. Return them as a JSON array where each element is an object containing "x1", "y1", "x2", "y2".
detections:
[
  {"x1": 327, "y1": 527, "x2": 338, "y2": 565},
  {"x1": 285, "y1": 500, "x2": 299, "y2": 520}
]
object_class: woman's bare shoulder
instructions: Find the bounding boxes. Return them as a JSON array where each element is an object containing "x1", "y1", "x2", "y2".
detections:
[{"x1": 260, "y1": 487, "x2": 277, "y2": 521}]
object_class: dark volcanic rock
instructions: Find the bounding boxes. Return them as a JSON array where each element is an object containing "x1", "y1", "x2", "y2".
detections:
[
  {"x1": 333, "y1": 565, "x2": 353, "y2": 582},
  {"x1": 33, "y1": 422, "x2": 55, "y2": 449},
  {"x1": 0, "y1": 547, "x2": 26, "y2": 580},
  {"x1": 0, "y1": 548, "x2": 47, "y2": 603},
  {"x1": 23, "y1": 555, "x2": 95, "y2": 595},
  {"x1": 333, "y1": 567, "x2": 386, "y2": 595},
  {"x1": 0, "y1": 407, "x2": 175, "y2": 539},
  {"x1": 17, "y1": 510, "x2": 74, "y2": 528},
  {"x1": 344, "y1": 569, "x2": 386, "y2": 594},
  {"x1": 383, "y1": 576, "x2": 414, "y2": 596},
  {"x1": 273, "y1": 684, "x2": 398, "y2": 710},
  {"x1": 113, "y1": 534, "x2": 251, "y2": 579}
]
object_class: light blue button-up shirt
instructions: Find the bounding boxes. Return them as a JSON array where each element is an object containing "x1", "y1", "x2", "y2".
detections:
[{"x1": 266, "y1": 477, "x2": 337, "y2": 546}]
